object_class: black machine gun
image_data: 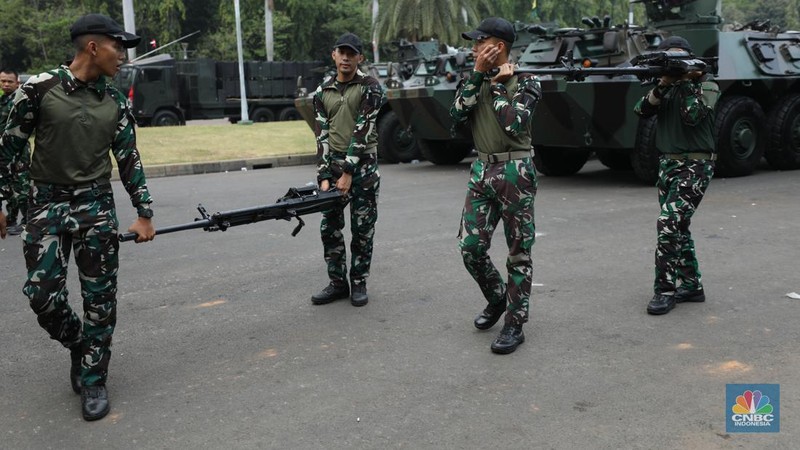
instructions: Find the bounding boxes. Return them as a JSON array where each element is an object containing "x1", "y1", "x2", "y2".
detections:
[
  {"x1": 509, "y1": 50, "x2": 717, "y2": 84},
  {"x1": 119, "y1": 185, "x2": 348, "y2": 242}
]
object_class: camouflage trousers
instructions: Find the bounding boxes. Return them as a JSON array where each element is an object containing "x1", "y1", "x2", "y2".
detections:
[
  {"x1": 320, "y1": 154, "x2": 380, "y2": 286},
  {"x1": 5, "y1": 144, "x2": 31, "y2": 224},
  {"x1": 654, "y1": 157, "x2": 714, "y2": 294},
  {"x1": 458, "y1": 157, "x2": 537, "y2": 326},
  {"x1": 21, "y1": 180, "x2": 120, "y2": 387}
]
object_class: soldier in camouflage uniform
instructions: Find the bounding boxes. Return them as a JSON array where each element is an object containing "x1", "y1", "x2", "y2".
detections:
[
  {"x1": 451, "y1": 18, "x2": 542, "y2": 354},
  {"x1": 311, "y1": 33, "x2": 383, "y2": 307},
  {"x1": 0, "y1": 14, "x2": 156, "y2": 421},
  {"x1": 0, "y1": 68, "x2": 30, "y2": 236},
  {"x1": 634, "y1": 36, "x2": 720, "y2": 315}
]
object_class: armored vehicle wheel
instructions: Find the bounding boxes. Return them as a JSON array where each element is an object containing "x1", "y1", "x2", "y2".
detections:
[
  {"x1": 715, "y1": 96, "x2": 766, "y2": 177},
  {"x1": 377, "y1": 111, "x2": 420, "y2": 163},
  {"x1": 596, "y1": 149, "x2": 633, "y2": 171},
  {"x1": 765, "y1": 93, "x2": 800, "y2": 170},
  {"x1": 418, "y1": 139, "x2": 472, "y2": 165},
  {"x1": 152, "y1": 110, "x2": 181, "y2": 127},
  {"x1": 251, "y1": 107, "x2": 275, "y2": 122},
  {"x1": 632, "y1": 116, "x2": 659, "y2": 185},
  {"x1": 278, "y1": 106, "x2": 301, "y2": 121},
  {"x1": 532, "y1": 147, "x2": 590, "y2": 176}
]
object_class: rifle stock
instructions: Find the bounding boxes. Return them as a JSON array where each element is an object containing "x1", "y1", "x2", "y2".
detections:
[{"x1": 119, "y1": 185, "x2": 348, "y2": 242}]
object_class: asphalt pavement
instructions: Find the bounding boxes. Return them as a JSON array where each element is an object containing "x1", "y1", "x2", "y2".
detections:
[{"x1": 1, "y1": 159, "x2": 798, "y2": 448}]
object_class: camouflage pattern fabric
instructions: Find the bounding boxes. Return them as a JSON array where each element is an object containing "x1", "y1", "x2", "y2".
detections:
[
  {"x1": 654, "y1": 158, "x2": 714, "y2": 294},
  {"x1": 313, "y1": 71, "x2": 383, "y2": 179},
  {"x1": 450, "y1": 71, "x2": 541, "y2": 139},
  {"x1": 458, "y1": 158, "x2": 537, "y2": 325},
  {"x1": 0, "y1": 66, "x2": 152, "y2": 388},
  {"x1": 320, "y1": 153, "x2": 379, "y2": 286},
  {"x1": 22, "y1": 182, "x2": 120, "y2": 387},
  {"x1": 0, "y1": 66, "x2": 152, "y2": 205},
  {"x1": 5, "y1": 143, "x2": 30, "y2": 224}
]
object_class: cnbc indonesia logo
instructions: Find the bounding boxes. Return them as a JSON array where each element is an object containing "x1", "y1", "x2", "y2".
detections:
[{"x1": 729, "y1": 388, "x2": 776, "y2": 430}]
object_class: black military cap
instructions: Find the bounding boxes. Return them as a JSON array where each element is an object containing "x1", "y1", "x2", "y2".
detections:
[
  {"x1": 657, "y1": 35, "x2": 693, "y2": 53},
  {"x1": 70, "y1": 14, "x2": 141, "y2": 48},
  {"x1": 334, "y1": 33, "x2": 363, "y2": 54},
  {"x1": 462, "y1": 17, "x2": 516, "y2": 43}
]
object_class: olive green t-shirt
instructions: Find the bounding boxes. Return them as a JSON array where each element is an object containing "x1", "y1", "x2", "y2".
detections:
[
  {"x1": 31, "y1": 78, "x2": 119, "y2": 184},
  {"x1": 470, "y1": 76, "x2": 531, "y2": 155}
]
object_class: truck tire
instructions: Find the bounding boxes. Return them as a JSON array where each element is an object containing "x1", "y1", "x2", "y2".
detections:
[
  {"x1": 765, "y1": 93, "x2": 800, "y2": 170},
  {"x1": 152, "y1": 110, "x2": 181, "y2": 127},
  {"x1": 596, "y1": 149, "x2": 632, "y2": 171},
  {"x1": 252, "y1": 107, "x2": 275, "y2": 122},
  {"x1": 377, "y1": 111, "x2": 420, "y2": 163},
  {"x1": 631, "y1": 116, "x2": 659, "y2": 184},
  {"x1": 714, "y1": 95, "x2": 766, "y2": 177},
  {"x1": 418, "y1": 139, "x2": 472, "y2": 165},
  {"x1": 278, "y1": 106, "x2": 301, "y2": 121},
  {"x1": 532, "y1": 147, "x2": 590, "y2": 176}
]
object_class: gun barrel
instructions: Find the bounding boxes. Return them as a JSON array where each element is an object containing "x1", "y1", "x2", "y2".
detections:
[
  {"x1": 511, "y1": 66, "x2": 655, "y2": 77},
  {"x1": 117, "y1": 187, "x2": 348, "y2": 243},
  {"x1": 119, "y1": 220, "x2": 213, "y2": 242}
]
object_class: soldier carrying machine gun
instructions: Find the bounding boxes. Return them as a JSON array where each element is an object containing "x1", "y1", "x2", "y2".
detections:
[
  {"x1": 118, "y1": 185, "x2": 349, "y2": 242},
  {"x1": 505, "y1": 49, "x2": 717, "y2": 84}
]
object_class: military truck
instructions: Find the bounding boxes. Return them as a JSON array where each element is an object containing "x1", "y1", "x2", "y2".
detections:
[
  {"x1": 386, "y1": 0, "x2": 800, "y2": 182},
  {"x1": 114, "y1": 54, "x2": 325, "y2": 126},
  {"x1": 294, "y1": 39, "x2": 463, "y2": 164}
]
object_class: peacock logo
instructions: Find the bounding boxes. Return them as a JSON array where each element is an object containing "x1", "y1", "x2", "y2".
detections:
[{"x1": 731, "y1": 389, "x2": 773, "y2": 415}]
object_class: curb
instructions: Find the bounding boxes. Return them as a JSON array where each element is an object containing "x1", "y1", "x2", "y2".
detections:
[{"x1": 111, "y1": 154, "x2": 317, "y2": 181}]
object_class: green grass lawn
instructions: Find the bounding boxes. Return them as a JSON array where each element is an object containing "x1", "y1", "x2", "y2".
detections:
[{"x1": 135, "y1": 121, "x2": 316, "y2": 165}]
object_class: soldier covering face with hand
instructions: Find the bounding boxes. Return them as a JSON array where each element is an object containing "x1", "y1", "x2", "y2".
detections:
[{"x1": 450, "y1": 17, "x2": 542, "y2": 355}]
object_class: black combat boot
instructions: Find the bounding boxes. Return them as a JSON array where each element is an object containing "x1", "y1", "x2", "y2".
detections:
[
  {"x1": 647, "y1": 293, "x2": 676, "y2": 315},
  {"x1": 69, "y1": 345, "x2": 82, "y2": 394},
  {"x1": 473, "y1": 303, "x2": 505, "y2": 330},
  {"x1": 81, "y1": 385, "x2": 110, "y2": 421},
  {"x1": 350, "y1": 282, "x2": 368, "y2": 307},
  {"x1": 490, "y1": 324, "x2": 525, "y2": 354},
  {"x1": 311, "y1": 282, "x2": 350, "y2": 305},
  {"x1": 674, "y1": 287, "x2": 705, "y2": 303}
]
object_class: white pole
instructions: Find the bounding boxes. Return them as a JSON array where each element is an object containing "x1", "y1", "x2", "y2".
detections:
[
  {"x1": 371, "y1": 0, "x2": 379, "y2": 63},
  {"x1": 234, "y1": 0, "x2": 251, "y2": 123},
  {"x1": 265, "y1": 0, "x2": 274, "y2": 62},
  {"x1": 122, "y1": 0, "x2": 137, "y2": 61}
]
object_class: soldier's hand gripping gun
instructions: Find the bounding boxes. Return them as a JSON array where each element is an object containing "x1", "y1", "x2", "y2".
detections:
[
  {"x1": 509, "y1": 50, "x2": 717, "y2": 83},
  {"x1": 118, "y1": 185, "x2": 348, "y2": 242}
]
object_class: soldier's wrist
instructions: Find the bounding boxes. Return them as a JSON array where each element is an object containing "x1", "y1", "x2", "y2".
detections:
[{"x1": 136, "y1": 203, "x2": 154, "y2": 219}]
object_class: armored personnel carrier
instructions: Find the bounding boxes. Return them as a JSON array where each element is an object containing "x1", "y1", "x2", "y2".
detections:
[{"x1": 386, "y1": 0, "x2": 800, "y2": 182}]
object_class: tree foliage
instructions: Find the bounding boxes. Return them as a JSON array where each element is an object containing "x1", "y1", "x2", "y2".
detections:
[
  {"x1": 1, "y1": 0, "x2": 798, "y2": 73},
  {"x1": 374, "y1": 0, "x2": 493, "y2": 44}
]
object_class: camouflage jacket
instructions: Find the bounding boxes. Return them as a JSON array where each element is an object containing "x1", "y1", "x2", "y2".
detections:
[
  {"x1": 634, "y1": 78, "x2": 720, "y2": 154},
  {"x1": 313, "y1": 71, "x2": 383, "y2": 181},
  {"x1": 450, "y1": 70, "x2": 541, "y2": 141},
  {"x1": 0, "y1": 92, "x2": 13, "y2": 127},
  {"x1": 0, "y1": 65, "x2": 152, "y2": 208}
]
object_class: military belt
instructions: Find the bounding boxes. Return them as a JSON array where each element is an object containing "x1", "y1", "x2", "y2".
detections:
[
  {"x1": 33, "y1": 179, "x2": 112, "y2": 202},
  {"x1": 662, "y1": 152, "x2": 717, "y2": 161},
  {"x1": 477, "y1": 150, "x2": 531, "y2": 163}
]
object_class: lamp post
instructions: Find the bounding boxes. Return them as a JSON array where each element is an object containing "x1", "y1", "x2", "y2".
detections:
[
  {"x1": 235, "y1": 0, "x2": 252, "y2": 124},
  {"x1": 122, "y1": 0, "x2": 137, "y2": 61}
]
